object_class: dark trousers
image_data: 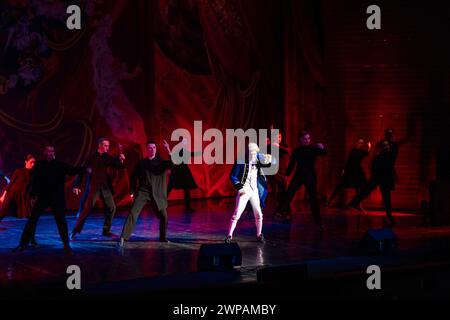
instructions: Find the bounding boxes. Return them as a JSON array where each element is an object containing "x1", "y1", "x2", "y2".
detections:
[
  {"x1": 167, "y1": 184, "x2": 191, "y2": 209},
  {"x1": 269, "y1": 175, "x2": 288, "y2": 207},
  {"x1": 328, "y1": 180, "x2": 362, "y2": 206},
  {"x1": 349, "y1": 179, "x2": 392, "y2": 218},
  {"x1": 278, "y1": 175, "x2": 321, "y2": 224},
  {"x1": 121, "y1": 190, "x2": 168, "y2": 241},
  {"x1": 19, "y1": 199, "x2": 69, "y2": 247},
  {"x1": 72, "y1": 187, "x2": 116, "y2": 234}
]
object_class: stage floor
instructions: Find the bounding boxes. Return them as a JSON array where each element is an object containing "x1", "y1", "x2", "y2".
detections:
[{"x1": 1, "y1": 198, "x2": 450, "y2": 298}]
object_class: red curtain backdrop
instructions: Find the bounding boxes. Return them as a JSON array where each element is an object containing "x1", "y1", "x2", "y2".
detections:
[
  {"x1": 322, "y1": 0, "x2": 449, "y2": 209},
  {"x1": 0, "y1": 0, "x2": 284, "y2": 207},
  {"x1": 1, "y1": 0, "x2": 447, "y2": 211},
  {"x1": 0, "y1": 0, "x2": 152, "y2": 209},
  {"x1": 283, "y1": 0, "x2": 328, "y2": 200},
  {"x1": 154, "y1": 0, "x2": 283, "y2": 200}
]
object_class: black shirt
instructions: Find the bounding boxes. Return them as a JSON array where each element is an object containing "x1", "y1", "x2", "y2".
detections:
[
  {"x1": 371, "y1": 151, "x2": 395, "y2": 189},
  {"x1": 344, "y1": 149, "x2": 369, "y2": 172},
  {"x1": 30, "y1": 159, "x2": 85, "y2": 201},
  {"x1": 130, "y1": 156, "x2": 173, "y2": 194},
  {"x1": 129, "y1": 156, "x2": 173, "y2": 210},
  {"x1": 75, "y1": 152, "x2": 124, "y2": 191},
  {"x1": 287, "y1": 145, "x2": 327, "y2": 177}
]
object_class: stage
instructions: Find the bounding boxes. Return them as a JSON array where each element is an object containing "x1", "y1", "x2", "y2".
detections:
[{"x1": 1, "y1": 198, "x2": 450, "y2": 300}]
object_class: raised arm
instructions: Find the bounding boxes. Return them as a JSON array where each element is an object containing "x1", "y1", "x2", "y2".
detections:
[
  {"x1": 258, "y1": 153, "x2": 273, "y2": 168},
  {"x1": 163, "y1": 140, "x2": 175, "y2": 169}
]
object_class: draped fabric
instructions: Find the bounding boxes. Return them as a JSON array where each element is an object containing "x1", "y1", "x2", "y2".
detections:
[
  {"x1": 0, "y1": 0, "x2": 323, "y2": 208},
  {"x1": 154, "y1": 0, "x2": 284, "y2": 200},
  {"x1": 196, "y1": 0, "x2": 283, "y2": 130},
  {"x1": 0, "y1": 0, "x2": 153, "y2": 208}
]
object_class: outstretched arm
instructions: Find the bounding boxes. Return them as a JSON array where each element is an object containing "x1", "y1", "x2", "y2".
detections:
[
  {"x1": 61, "y1": 161, "x2": 87, "y2": 176},
  {"x1": 314, "y1": 143, "x2": 327, "y2": 155},
  {"x1": 272, "y1": 142, "x2": 290, "y2": 154}
]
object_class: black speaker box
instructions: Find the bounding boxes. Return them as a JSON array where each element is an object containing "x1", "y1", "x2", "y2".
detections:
[
  {"x1": 361, "y1": 228, "x2": 397, "y2": 254},
  {"x1": 197, "y1": 243, "x2": 242, "y2": 271}
]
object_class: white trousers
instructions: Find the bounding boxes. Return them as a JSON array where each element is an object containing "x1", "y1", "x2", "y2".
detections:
[{"x1": 227, "y1": 187, "x2": 263, "y2": 237}]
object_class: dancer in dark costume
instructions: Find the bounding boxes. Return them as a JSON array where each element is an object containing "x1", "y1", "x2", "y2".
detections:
[
  {"x1": 0, "y1": 154, "x2": 35, "y2": 221},
  {"x1": 274, "y1": 131, "x2": 326, "y2": 229},
  {"x1": 327, "y1": 138, "x2": 371, "y2": 210},
  {"x1": 380, "y1": 128, "x2": 400, "y2": 162},
  {"x1": 15, "y1": 145, "x2": 86, "y2": 253},
  {"x1": 118, "y1": 140, "x2": 173, "y2": 248},
  {"x1": 378, "y1": 128, "x2": 406, "y2": 182},
  {"x1": 71, "y1": 137, "x2": 125, "y2": 239},
  {"x1": 348, "y1": 140, "x2": 396, "y2": 226},
  {"x1": 167, "y1": 139, "x2": 200, "y2": 212}
]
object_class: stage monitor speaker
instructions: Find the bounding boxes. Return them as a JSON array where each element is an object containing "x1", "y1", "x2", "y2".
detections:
[
  {"x1": 197, "y1": 243, "x2": 242, "y2": 271},
  {"x1": 257, "y1": 264, "x2": 308, "y2": 283},
  {"x1": 361, "y1": 228, "x2": 397, "y2": 254}
]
